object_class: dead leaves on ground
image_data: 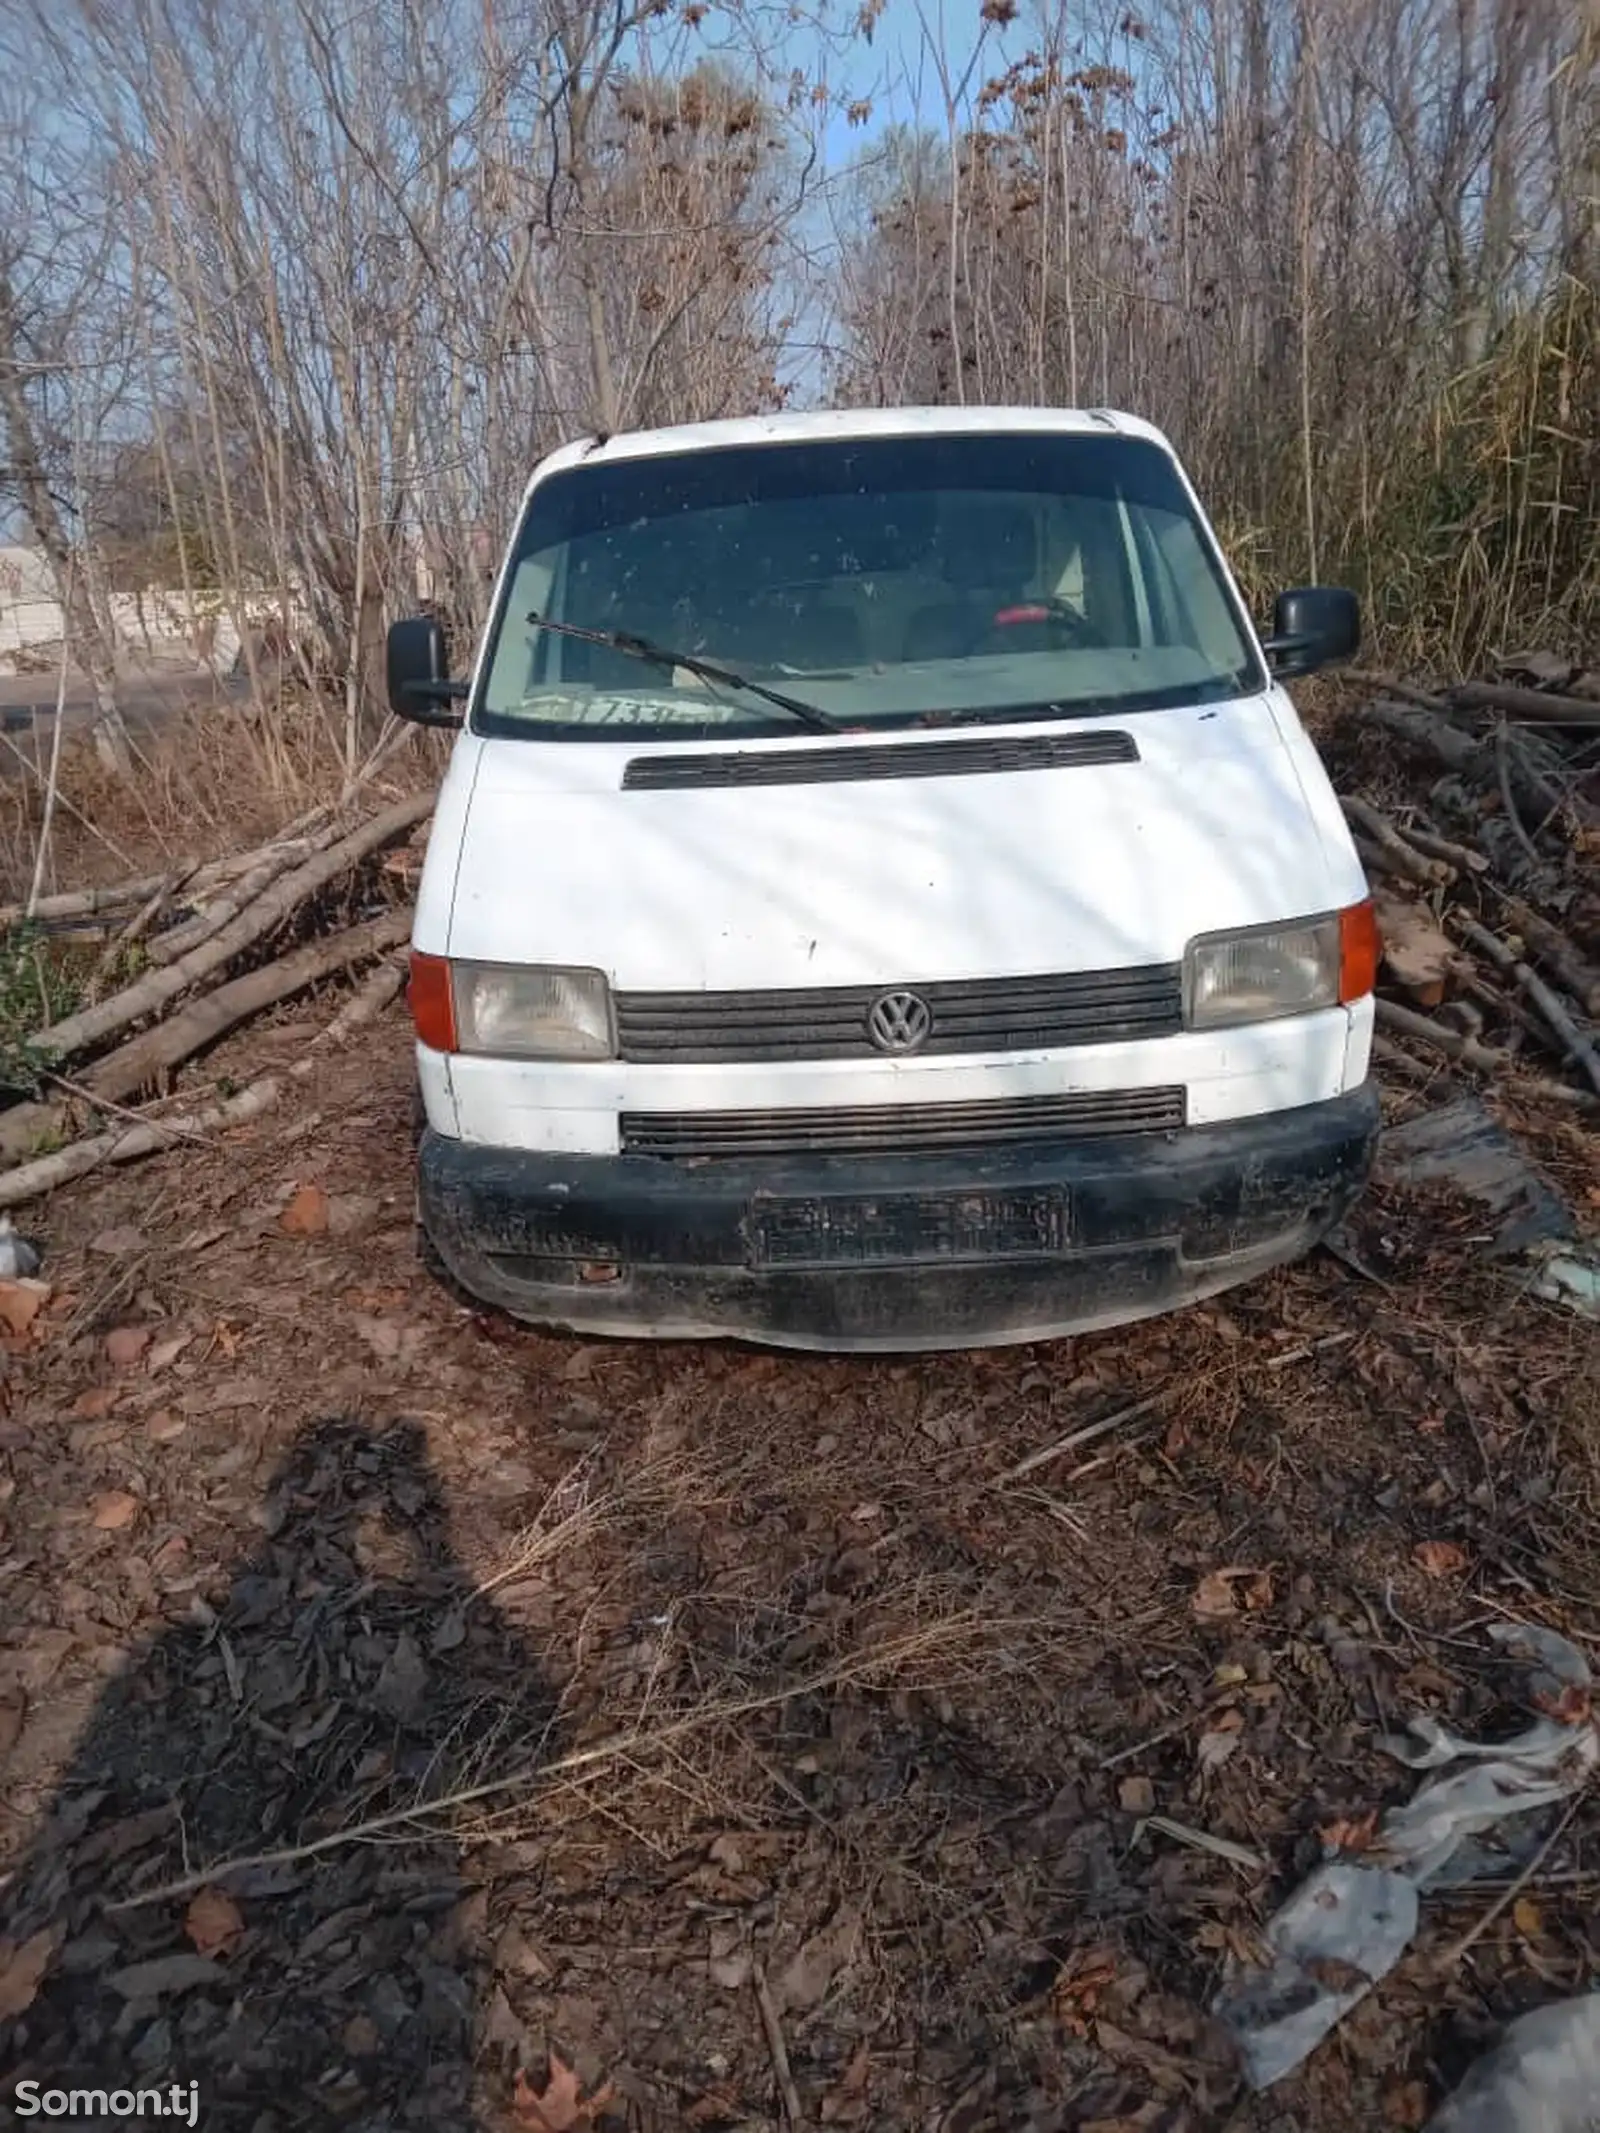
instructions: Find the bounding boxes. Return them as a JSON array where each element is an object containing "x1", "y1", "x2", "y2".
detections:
[
  {"x1": 1194, "y1": 1705, "x2": 1244, "y2": 1774},
  {"x1": 1382, "y1": 2078, "x2": 1432, "y2": 2127},
  {"x1": 1192, "y1": 1565, "x2": 1274, "y2": 1621},
  {"x1": 1319, "y1": 1809, "x2": 1380, "y2": 1854},
  {"x1": 90, "y1": 1489, "x2": 141, "y2": 1531},
  {"x1": 1052, "y1": 1946, "x2": 1121, "y2": 2032},
  {"x1": 1413, "y1": 1539, "x2": 1470, "y2": 1577},
  {"x1": 184, "y1": 1886, "x2": 244, "y2": 1959},
  {"x1": 819, "y1": 2043, "x2": 872, "y2": 2126},
  {"x1": 1534, "y1": 1681, "x2": 1593, "y2": 1726},
  {"x1": 685, "y1": 2083, "x2": 744, "y2": 2126},
  {"x1": 771, "y1": 1903, "x2": 863, "y2": 2016},
  {"x1": 512, "y1": 2053, "x2": 615, "y2": 2131},
  {"x1": 0, "y1": 1277, "x2": 50, "y2": 1335},
  {"x1": 0, "y1": 1928, "x2": 59, "y2": 2018},
  {"x1": 1512, "y1": 1896, "x2": 1545, "y2": 1940},
  {"x1": 275, "y1": 1183, "x2": 376, "y2": 1241},
  {"x1": 148, "y1": 1331, "x2": 192, "y2": 1374},
  {"x1": 279, "y1": 1182, "x2": 330, "y2": 1237},
  {"x1": 351, "y1": 1314, "x2": 427, "y2": 1366}
]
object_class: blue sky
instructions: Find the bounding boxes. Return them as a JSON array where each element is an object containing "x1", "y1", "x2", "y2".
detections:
[
  {"x1": 817, "y1": 0, "x2": 1024, "y2": 166},
  {"x1": 764, "y1": 0, "x2": 1025, "y2": 400}
]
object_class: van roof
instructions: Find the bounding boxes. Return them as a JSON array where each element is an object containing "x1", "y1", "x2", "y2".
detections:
[{"x1": 527, "y1": 404, "x2": 1175, "y2": 493}]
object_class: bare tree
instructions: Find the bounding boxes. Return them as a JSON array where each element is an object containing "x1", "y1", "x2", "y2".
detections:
[
  {"x1": 7, "y1": 0, "x2": 828, "y2": 771},
  {"x1": 829, "y1": 0, "x2": 1596, "y2": 661}
]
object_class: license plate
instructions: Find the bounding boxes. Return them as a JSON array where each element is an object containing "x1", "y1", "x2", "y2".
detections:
[{"x1": 748, "y1": 1187, "x2": 1070, "y2": 1269}]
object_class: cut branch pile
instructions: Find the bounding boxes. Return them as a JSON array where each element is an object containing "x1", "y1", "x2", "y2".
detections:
[
  {"x1": 1338, "y1": 652, "x2": 1600, "y2": 1106},
  {"x1": 0, "y1": 792, "x2": 431, "y2": 1201}
]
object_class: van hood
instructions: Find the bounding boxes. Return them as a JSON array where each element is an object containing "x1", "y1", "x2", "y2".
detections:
[{"x1": 440, "y1": 695, "x2": 1362, "y2": 989}]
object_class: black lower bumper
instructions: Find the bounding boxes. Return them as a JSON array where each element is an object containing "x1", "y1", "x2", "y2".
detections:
[{"x1": 418, "y1": 1084, "x2": 1379, "y2": 1352}]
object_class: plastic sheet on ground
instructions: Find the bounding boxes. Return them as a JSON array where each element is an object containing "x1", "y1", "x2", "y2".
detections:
[
  {"x1": 1424, "y1": 1994, "x2": 1600, "y2": 2132},
  {"x1": 1528, "y1": 1244, "x2": 1600, "y2": 1321},
  {"x1": 1214, "y1": 1622, "x2": 1598, "y2": 2090},
  {"x1": 1378, "y1": 1096, "x2": 1575, "y2": 1257}
]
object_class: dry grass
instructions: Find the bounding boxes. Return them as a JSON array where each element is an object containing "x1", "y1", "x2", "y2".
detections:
[
  {"x1": 0, "y1": 694, "x2": 444, "y2": 908},
  {"x1": 1335, "y1": 279, "x2": 1599, "y2": 674}
]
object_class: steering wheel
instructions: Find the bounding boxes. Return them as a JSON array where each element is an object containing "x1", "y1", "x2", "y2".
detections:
[{"x1": 985, "y1": 597, "x2": 1103, "y2": 651}]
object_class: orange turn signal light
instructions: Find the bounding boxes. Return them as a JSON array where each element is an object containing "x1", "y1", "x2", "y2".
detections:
[
  {"x1": 407, "y1": 951, "x2": 458, "y2": 1053},
  {"x1": 1338, "y1": 898, "x2": 1379, "y2": 1004}
]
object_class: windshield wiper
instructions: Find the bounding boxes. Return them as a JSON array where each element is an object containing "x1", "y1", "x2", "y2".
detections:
[{"x1": 526, "y1": 612, "x2": 845, "y2": 734}]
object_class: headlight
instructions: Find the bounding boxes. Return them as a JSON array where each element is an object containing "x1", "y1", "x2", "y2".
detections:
[
  {"x1": 452, "y1": 963, "x2": 615, "y2": 1059},
  {"x1": 1185, "y1": 902, "x2": 1376, "y2": 1029}
]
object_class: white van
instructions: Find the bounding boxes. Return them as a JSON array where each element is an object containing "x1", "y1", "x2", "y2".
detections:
[{"x1": 388, "y1": 407, "x2": 1379, "y2": 1352}]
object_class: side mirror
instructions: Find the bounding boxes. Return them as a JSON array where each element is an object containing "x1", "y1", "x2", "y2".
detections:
[
  {"x1": 386, "y1": 616, "x2": 468, "y2": 726},
  {"x1": 1261, "y1": 586, "x2": 1360, "y2": 677}
]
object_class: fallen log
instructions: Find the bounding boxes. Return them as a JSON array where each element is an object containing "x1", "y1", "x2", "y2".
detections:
[
  {"x1": 1359, "y1": 700, "x2": 1592, "y2": 831},
  {"x1": 1352, "y1": 833, "x2": 1390, "y2": 882},
  {"x1": 0, "y1": 958, "x2": 406, "y2": 1207},
  {"x1": 1451, "y1": 680, "x2": 1600, "y2": 728},
  {"x1": 1375, "y1": 999, "x2": 1597, "y2": 1107},
  {"x1": 1348, "y1": 671, "x2": 1452, "y2": 713},
  {"x1": 28, "y1": 792, "x2": 431, "y2": 1069},
  {"x1": 1371, "y1": 1033, "x2": 1441, "y2": 1085},
  {"x1": 0, "y1": 872, "x2": 175, "y2": 933},
  {"x1": 0, "y1": 909, "x2": 413, "y2": 1162},
  {"x1": 1358, "y1": 700, "x2": 1479, "y2": 771},
  {"x1": 1497, "y1": 726, "x2": 1596, "y2": 830},
  {"x1": 1375, "y1": 998, "x2": 1512, "y2": 1073},
  {"x1": 1342, "y1": 797, "x2": 1453, "y2": 886},
  {"x1": 0, "y1": 844, "x2": 292, "y2": 936},
  {"x1": 1398, "y1": 822, "x2": 1489, "y2": 875},
  {"x1": 1493, "y1": 724, "x2": 1544, "y2": 863},
  {"x1": 1454, "y1": 916, "x2": 1600, "y2": 1098},
  {"x1": 84, "y1": 870, "x2": 191, "y2": 1004},
  {"x1": 146, "y1": 822, "x2": 346, "y2": 967},
  {"x1": 97, "y1": 908, "x2": 412, "y2": 1104},
  {"x1": 1484, "y1": 893, "x2": 1600, "y2": 1019}
]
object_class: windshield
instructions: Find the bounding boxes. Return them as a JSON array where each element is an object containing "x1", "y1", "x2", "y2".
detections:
[{"x1": 474, "y1": 430, "x2": 1266, "y2": 740}]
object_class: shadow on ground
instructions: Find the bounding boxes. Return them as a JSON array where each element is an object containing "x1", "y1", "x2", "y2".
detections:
[{"x1": 0, "y1": 1417, "x2": 556, "y2": 2131}]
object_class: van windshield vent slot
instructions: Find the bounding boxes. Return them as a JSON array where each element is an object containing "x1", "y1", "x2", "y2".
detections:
[{"x1": 621, "y1": 730, "x2": 1138, "y2": 789}]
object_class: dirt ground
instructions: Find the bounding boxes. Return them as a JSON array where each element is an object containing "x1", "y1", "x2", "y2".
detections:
[{"x1": 0, "y1": 1006, "x2": 1597, "y2": 2132}]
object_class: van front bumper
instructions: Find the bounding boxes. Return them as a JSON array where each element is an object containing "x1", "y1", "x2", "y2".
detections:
[{"x1": 417, "y1": 1083, "x2": 1379, "y2": 1352}]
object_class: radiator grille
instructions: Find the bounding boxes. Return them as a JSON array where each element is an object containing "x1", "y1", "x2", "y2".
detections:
[
  {"x1": 614, "y1": 965, "x2": 1183, "y2": 1063},
  {"x1": 620, "y1": 1087, "x2": 1186, "y2": 1158}
]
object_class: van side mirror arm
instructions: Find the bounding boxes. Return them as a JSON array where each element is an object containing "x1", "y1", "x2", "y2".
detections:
[
  {"x1": 1260, "y1": 631, "x2": 1318, "y2": 675},
  {"x1": 399, "y1": 678, "x2": 469, "y2": 728}
]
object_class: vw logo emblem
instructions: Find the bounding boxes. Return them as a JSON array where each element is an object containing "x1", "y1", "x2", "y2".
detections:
[{"x1": 867, "y1": 990, "x2": 932, "y2": 1054}]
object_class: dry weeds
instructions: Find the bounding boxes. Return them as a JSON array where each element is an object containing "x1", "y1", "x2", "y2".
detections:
[{"x1": 0, "y1": 697, "x2": 443, "y2": 910}]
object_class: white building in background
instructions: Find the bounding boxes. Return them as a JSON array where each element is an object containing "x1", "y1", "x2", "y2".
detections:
[
  {"x1": 0, "y1": 542, "x2": 306, "y2": 676},
  {"x1": 0, "y1": 544, "x2": 62, "y2": 664}
]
